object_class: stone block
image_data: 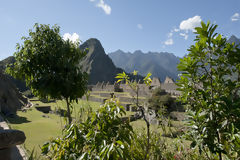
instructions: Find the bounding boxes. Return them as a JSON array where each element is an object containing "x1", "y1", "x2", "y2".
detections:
[{"x1": 0, "y1": 130, "x2": 26, "y2": 149}]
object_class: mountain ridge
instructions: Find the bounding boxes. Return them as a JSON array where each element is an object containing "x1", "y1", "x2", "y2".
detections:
[
  {"x1": 109, "y1": 50, "x2": 180, "y2": 81},
  {"x1": 109, "y1": 35, "x2": 240, "y2": 81}
]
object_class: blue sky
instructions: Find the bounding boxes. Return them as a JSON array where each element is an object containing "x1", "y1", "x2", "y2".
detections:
[{"x1": 0, "y1": 0, "x2": 239, "y2": 60}]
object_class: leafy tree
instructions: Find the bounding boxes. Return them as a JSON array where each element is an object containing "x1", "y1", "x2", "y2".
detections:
[
  {"x1": 177, "y1": 21, "x2": 240, "y2": 159},
  {"x1": 6, "y1": 23, "x2": 88, "y2": 124},
  {"x1": 42, "y1": 98, "x2": 134, "y2": 160},
  {"x1": 148, "y1": 87, "x2": 175, "y2": 114}
]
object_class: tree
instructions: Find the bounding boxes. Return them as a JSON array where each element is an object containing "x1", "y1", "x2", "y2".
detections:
[
  {"x1": 6, "y1": 23, "x2": 88, "y2": 124},
  {"x1": 177, "y1": 21, "x2": 240, "y2": 159}
]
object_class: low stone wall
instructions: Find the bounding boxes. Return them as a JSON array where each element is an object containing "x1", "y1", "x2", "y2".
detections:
[{"x1": 35, "y1": 106, "x2": 51, "y2": 113}]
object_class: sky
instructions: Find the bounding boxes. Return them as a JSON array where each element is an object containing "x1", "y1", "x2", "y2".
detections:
[{"x1": 0, "y1": 0, "x2": 239, "y2": 60}]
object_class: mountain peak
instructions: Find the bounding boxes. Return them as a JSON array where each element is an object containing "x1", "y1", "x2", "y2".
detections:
[
  {"x1": 227, "y1": 35, "x2": 240, "y2": 45},
  {"x1": 133, "y1": 50, "x2": 143, "y2": 54},
  {"x1": 82, "y1": 38, "x2": 102, "y2": 47},
  {"x1": 79, "y1": 38, "x2": 124, "y2": 84}
]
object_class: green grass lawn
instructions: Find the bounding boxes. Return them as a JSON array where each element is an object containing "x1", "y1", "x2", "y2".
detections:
[{"x1": 6, "y1": 99, "x2": 101, "y2": 156}]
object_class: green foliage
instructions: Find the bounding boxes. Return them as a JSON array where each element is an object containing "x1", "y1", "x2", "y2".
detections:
[
  {"x1": 177, "y1": 21, "x2": 240, "y2": 159},
  {"x1": 116, "y1": 71, "x2": 152, "y2": 159},
  {"x1": 129, "y1": 130, "x2": 207, "y2": 160},
  {"x1": 6, "y1": 23, "x2": 88, "y2": 123},
  {"x1": 148, "y1": 87, "x2": 175, "y2": 113},
  {"x1": 41, "y1": 98, "x2": 134, "y2": 160}
]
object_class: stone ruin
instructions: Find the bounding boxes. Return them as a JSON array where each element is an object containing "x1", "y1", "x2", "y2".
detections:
[
  {"x1": 0, "y1": 114, "x2": 26, "y2": 160},
  {"x1": 89, "y1": 76, "x2": 180, "y2": 97}
]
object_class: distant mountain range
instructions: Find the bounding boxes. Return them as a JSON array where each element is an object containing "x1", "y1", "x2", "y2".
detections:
[
  {"x1": 109, "y1": 35, "x2": 240, "y2": 81},
  {"x1": 109, "y1": 50, "x2": 180, "y2": 81}
]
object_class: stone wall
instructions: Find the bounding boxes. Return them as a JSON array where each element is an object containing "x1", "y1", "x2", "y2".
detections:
[
  {"x1": 89, "y1": 76, "x2": 181, "y2": 98},
  {"x1": 0, "y1": 115, "x2": 27, "y2": 160}
]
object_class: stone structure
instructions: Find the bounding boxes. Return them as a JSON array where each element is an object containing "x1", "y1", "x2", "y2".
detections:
[
  {"x1": 0, "y1": 115, "x2": 27, "y2": 160},
  {"x1": 86, "y1": 76, "x2": 182, "y2": 125},
  {"x1": 0, "y1": 72, "x2": 29, "y2": 116},
  {"x1": 164, "y1": 76, "x2": 175, "y2": 84},
  {"x1": 89, "y1": 76, "x2": 180, "y2": 97},
  {"x1": 151, "y1": 77, "x2": 161, "y2": 86}
]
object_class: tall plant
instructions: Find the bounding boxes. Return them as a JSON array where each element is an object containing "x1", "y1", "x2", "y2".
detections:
[
  {"x1": 177, "y1": 21, "x2": 240, "y2": 159},
  {"x1": 116, "y1": 71, "x2": 152, "y2": 159}
]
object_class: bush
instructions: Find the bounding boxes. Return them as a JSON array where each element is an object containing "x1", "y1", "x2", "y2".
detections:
[{"x1": 42, "y1": 98, "x2": 134, "y2": 160}]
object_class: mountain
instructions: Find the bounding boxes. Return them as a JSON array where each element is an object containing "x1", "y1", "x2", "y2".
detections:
[
  {"x1": 227, "y1": 35, "x2": 240, "y2": 47},
  {"x1": 79, "y1": 38, "x2": 142, "y2": 84},
  {"x1": 0, "y1": 57, "x2": 28, "y2": 92},
  {"x1": 109, "y1": 50, "x2": 180, "y2": 81},
  {"x1": 0, "y1": 56, "x2": 15, "y2": 71}
]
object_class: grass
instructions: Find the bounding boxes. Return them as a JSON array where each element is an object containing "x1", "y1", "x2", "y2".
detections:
[
  {"x1": 7, "y1": 108, "x2": 62, "y2": 156},
  {"x1": 6, "y1": 98, "x2": 101, "y2": 156}
]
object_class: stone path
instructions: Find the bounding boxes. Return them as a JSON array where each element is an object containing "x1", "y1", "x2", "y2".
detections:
[{"x1": 0, "y1": 115, "x2": 27, "y2": 160}]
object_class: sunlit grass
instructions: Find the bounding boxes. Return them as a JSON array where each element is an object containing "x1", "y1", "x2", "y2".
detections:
[{"x1": 6, "y1": 98, "x2": 101, "y2": 156}]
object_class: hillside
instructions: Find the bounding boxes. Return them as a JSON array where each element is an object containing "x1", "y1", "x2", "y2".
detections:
[
  {"x1": 109, "y1": 50, "x2": 180, "y2": 81},
  {"x1": 0, "y1": 56, "x2": 28, "y2": 92}
]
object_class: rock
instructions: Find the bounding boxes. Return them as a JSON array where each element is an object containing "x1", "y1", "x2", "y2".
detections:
[
  {"x1": 42, "y1": 115, "x2": 49, "y2": 118},
  {"x1": 0, "y1": 72, "x2": 28, "y2": 115},
  {"x1": 0, "y1": 130, "x2": 26, "y2": 149},
  {"x1": 0, "y1": 147, "x2": 12, "y2": 160}
]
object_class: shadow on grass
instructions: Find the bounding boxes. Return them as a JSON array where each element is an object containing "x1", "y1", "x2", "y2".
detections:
[{"x1": 6, "y1": 115, "x2": 31, "y2": 124}]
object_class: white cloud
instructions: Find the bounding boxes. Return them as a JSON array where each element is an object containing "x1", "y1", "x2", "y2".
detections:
[
  {"x1": 179, "y1": 15, "x2": 202, "y2": 32},
  {"x1": 168, "y1": 32, "x2": 173, "y2": 38},
  {"x1": 179, "y1": 33, "x2": 188, "y2": 40},
  {"x1": 231, "y1": 13, "x2": 240, "y2": 21},
  {"x1": 137, "y1": 24, "x2": 143, "y2": 29},
  {"x1": 96, "y1": 0, "x2": 111, "y2": 15},
  {"x1": 63, "y1": 33, "x2": 80, "y2": 43},
  {"x1": 174, "y1": 28, "x2": 180, "y2": 32},
  {"x1": 164, "y1": 29, "x2": 174, "y2": 46},
  {"x1": 89, "y1": 0, "x2": 95, "y2": 1},
  {"x1": 164, "y1": 38, "x2": 173, "y2": 45},
  {"x1": 163, "y1": 15, "x2": 201, "y2": 46}
]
